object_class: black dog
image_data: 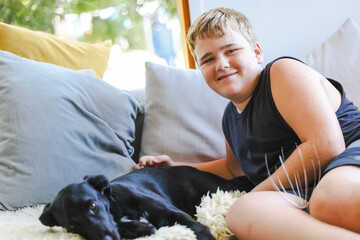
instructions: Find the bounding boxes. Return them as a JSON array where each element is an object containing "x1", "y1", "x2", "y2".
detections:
[{"x1": 40, "y1": 166, "x2": 254, "y2": 240}]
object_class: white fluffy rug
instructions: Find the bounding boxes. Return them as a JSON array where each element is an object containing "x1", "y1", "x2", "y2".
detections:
[{"x1": 0, "y1": 189, "x2": 245, "y2": 240}]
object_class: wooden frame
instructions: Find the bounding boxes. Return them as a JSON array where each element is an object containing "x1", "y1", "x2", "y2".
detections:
[{"x1": 176, "y1": 0, "x2": 196, "y2": 69}]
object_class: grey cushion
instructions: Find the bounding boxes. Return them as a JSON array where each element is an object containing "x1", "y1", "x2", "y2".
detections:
[
  {"x1": 128, "y1": 89, "x2": 146, "y2": 163},
  {"x1": 140, "y1": 62, "x2": 229, "y2": 163},
  {"x1": 0, "y1": 50, "x2": 140, "y2": 210}
]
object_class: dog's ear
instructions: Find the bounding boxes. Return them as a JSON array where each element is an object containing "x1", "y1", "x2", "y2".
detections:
[
  {"x1": 39, "y1": 203, "x2": 59, "y2": 227},
  {"x1": 84, "y1": 175, "x2": 112, "y2": 196}
]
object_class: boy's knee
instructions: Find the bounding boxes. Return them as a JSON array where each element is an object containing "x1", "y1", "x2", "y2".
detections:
[
  {"x1": 309, "y1": 170, "x2": 360, "y2": 232},
  {"x1": 226, "y1": 197, "x2": 245, "y2": 231},
  {"x1": 226, "y1": 192, "x2": 268, "y2": 238}
]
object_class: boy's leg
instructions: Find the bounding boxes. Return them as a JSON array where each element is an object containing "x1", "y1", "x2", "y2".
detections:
[
  {"x1": 309, "y1": 165, "x2": 360, "y2": 233},
  {"x1": 226, "y1": 191, "x2": 360, "y2": 240}
]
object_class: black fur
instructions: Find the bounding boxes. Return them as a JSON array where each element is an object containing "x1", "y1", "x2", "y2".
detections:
[{"x1": 40, "y1": 166, "x2": 254, "y2": 240}]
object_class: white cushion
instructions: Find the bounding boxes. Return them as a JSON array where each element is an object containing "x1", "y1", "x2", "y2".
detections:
[
  {"x1": 140, "y1": 62, "x2": 229, "y2": 162},
  {"x1": 305, "y1": 18, "x2": 360, "y2": 107}
]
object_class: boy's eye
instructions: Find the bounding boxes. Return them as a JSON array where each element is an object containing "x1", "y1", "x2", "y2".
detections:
[
  {"x1": 201, "y1": 57, "x2": 214, "y2": 65},
  {"x1": 226, "y1": 49, "x2": 238, "y2": 54}
]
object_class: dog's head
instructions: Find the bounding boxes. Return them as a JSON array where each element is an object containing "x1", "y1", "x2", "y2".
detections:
[{"x1": 39, "y1": 175, "x2": 121, "y2": 240}]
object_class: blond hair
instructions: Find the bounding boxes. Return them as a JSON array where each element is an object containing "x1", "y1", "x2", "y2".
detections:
[{"x1": 186, "y1": 8, "x2": 257, "y2": 61}]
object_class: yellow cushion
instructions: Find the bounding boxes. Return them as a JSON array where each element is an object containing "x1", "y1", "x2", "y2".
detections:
[{"x1": 0, "y1": 22, "x2": 111, "y2": 78}]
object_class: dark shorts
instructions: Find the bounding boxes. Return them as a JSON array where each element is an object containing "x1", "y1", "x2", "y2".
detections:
[{"x1": 323, "y1": 139, "x2": 360, "y2": 175}]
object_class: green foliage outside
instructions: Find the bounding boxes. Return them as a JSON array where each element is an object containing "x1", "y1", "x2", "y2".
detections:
[{"x1": 0, "y1": 0, "x2": 177, "y2": 50}]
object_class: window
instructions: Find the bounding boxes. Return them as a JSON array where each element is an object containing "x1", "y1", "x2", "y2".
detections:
[{"x1": 1, "y1": 0, "x2": 185, "y2": 90}]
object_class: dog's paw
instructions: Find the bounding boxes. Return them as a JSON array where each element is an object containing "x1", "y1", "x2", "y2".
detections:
[{"x1": 117, "y1": 219, "x2": 156, "y2": 239}]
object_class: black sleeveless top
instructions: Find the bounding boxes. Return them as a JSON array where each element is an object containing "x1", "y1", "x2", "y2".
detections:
[{"x1": 222, "y1": 57, "x2": 360, "y2": 185}]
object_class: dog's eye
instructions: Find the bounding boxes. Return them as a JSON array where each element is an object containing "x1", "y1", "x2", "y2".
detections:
[{"x1": 89, "y1": 201, "x2": 97, "y2": 210}]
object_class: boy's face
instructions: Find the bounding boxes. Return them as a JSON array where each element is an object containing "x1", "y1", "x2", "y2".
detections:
[{"x1": 194, "y1": 29, "x2": 263, "y2": 106}]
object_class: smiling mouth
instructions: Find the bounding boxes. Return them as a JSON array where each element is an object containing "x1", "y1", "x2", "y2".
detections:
[{"x1": 217, "y1": 72, "x2": 237, "y2": 81}]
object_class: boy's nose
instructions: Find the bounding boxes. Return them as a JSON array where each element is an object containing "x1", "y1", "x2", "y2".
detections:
[{"x1": 216, "y1": 56, "x2": 230, "y2": 71}]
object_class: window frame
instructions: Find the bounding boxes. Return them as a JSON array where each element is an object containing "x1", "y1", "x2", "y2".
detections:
[{"x1": 176, "y1": 0, "x2": 195, "y2": 69}]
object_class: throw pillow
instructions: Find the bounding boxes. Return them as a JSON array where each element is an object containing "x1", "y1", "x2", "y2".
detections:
[
  {"x1": 140, "y1": 62, "x2": 229, "y2": 163},
  {"x1": 0, "y1": 50, "x2": 141, "y2": 210},
  {"x1": 0, "y1": 22, "x2": 111, "y2": 78},
  {"x1": 305, "y1": 18, "x2": 360, "y2": 107}
]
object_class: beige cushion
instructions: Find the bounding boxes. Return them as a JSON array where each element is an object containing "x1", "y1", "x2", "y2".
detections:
[{"x1": 305, "y1": 18, "x2": 360, "y2": 107}]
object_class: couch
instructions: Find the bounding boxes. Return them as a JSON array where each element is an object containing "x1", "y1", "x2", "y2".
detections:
[
  {"x1": 0, "y1": 22, "x2": 239, "y2": 239},
  {"x1": 1, "y1": 16, "x2": 360, "y2": 239}
]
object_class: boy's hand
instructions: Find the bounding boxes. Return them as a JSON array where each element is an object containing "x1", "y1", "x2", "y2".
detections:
[{"x1": 135, "y1": 155, "x2": 174, "y2": 169}]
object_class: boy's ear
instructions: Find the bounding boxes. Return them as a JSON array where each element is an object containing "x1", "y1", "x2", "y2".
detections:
[{"x1": 254, "y1": 43, "x2": 263, "y2": 64}]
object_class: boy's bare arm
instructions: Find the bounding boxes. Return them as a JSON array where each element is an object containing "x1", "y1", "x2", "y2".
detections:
[
  {"x1": 136, "y1": 139, "x2": 244, "y2": 180},
  {"x1": 252, "y1": 58, "x2": 345, "y2": 192}
]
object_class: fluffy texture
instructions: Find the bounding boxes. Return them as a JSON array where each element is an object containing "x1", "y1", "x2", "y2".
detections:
[
  {"x1": 196, "y1": 189, "x2": 246, "y2": 240},
  {"x1": 134, "y1": 225, "x2": 196, "y2": 240},
  {"x1": 0, "y1": 189, "x2": 243, "y2": 240}
]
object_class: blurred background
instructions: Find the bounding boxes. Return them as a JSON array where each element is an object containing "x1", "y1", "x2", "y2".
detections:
[{"x1": 0, "y1": 0, "x2": 184, "y2": 90}]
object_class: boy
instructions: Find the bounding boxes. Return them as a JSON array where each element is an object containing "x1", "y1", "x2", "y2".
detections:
[{"x1": 137, "y1": 8, "x2": 360, "y2": 239}]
